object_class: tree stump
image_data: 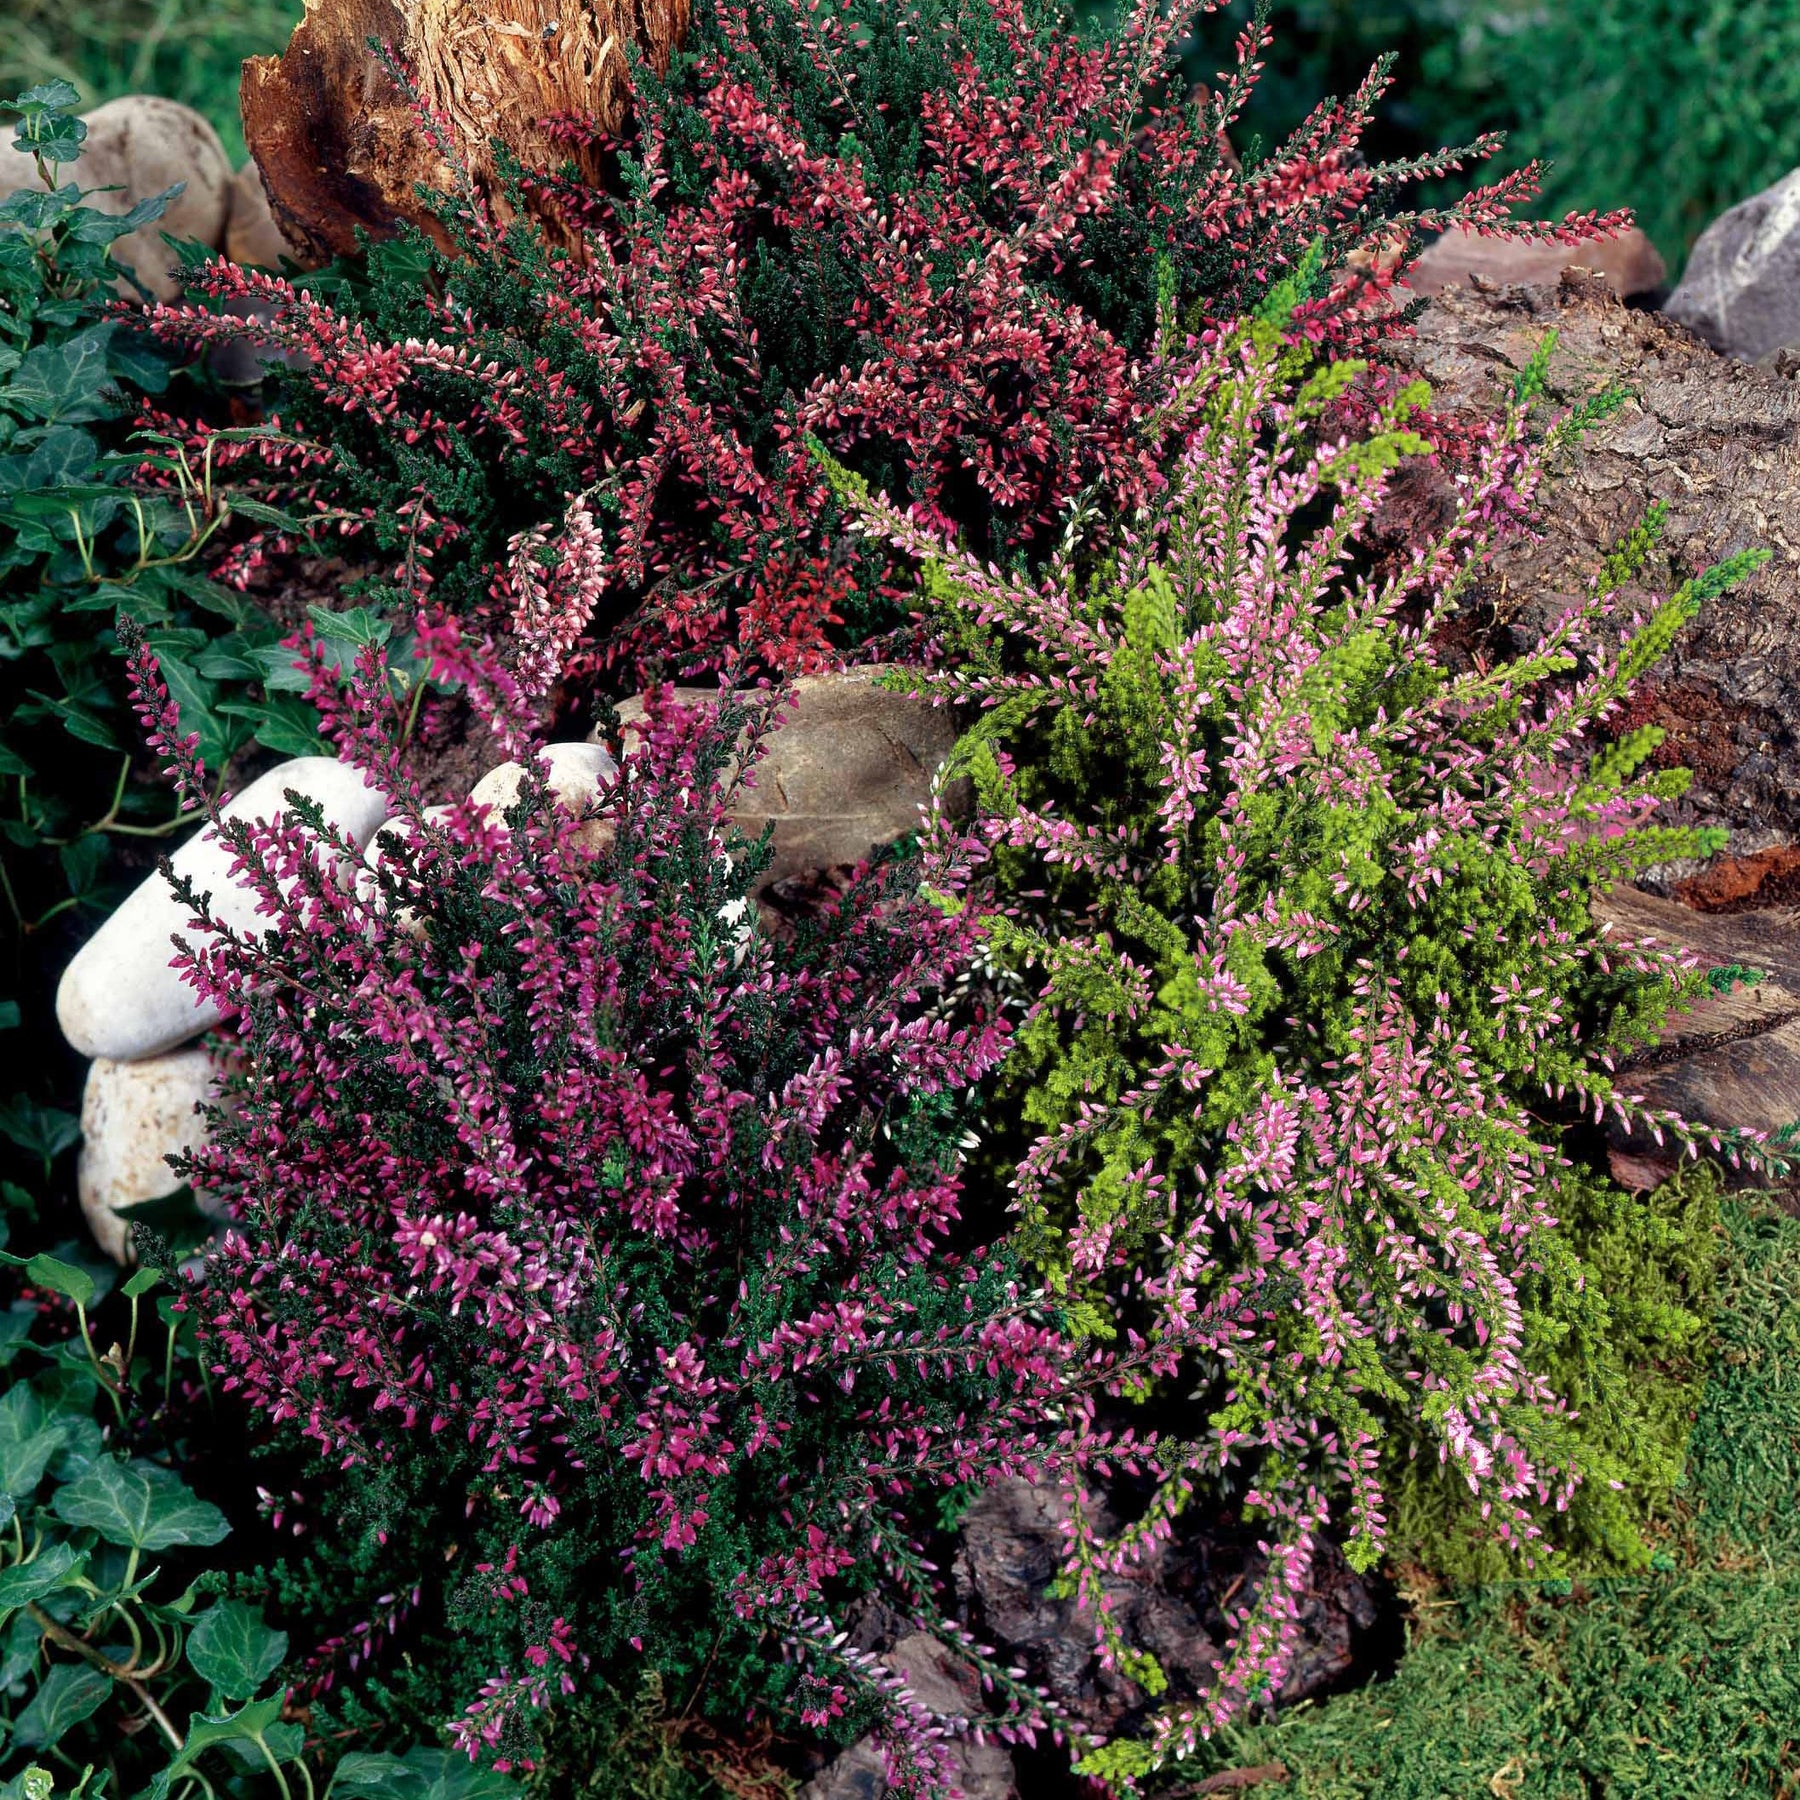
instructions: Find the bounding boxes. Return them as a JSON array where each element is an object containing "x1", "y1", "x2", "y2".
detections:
[{"x1": 240, "y1": 0, "x2": 688, "y2": 263}]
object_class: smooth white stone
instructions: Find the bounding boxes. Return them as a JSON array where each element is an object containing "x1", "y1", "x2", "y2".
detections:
[
  {"x1": 78, "y1": 1050, "x2": 223, "y2": 1265},
  {"x1": 56, "y1": 758, "x2": 390, "y2": 1061},
  {"x1": 468, "y1": 742, "x2": 618, "y2": 853}
]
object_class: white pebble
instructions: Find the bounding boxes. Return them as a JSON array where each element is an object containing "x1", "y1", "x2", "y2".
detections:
[
  {"x1": 56, "y1": 758, "x2": 390, "y2": 1061},
  {"x1": 468, "y1": 742, "x2": 618, "y2": 853},
  {"x1": 77, "y1": 1049, "x2": 224, "y2": 1265}
]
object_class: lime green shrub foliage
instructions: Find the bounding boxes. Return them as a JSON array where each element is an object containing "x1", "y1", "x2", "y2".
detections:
[
  {"x1": 1174, "y1": 1198, "x2": 1800, "y2": 1799},
  {"x1": 1386, "y1": 1166, "x2": 1718, "y2": 1583},
  {"x1": 832, "y1": 320, "x2": 1777, "y2": 1772}
]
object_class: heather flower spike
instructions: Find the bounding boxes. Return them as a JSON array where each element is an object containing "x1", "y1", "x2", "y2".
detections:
[{"x1": 832, "y1": 320, "x2": 1780, "y2": 1781}]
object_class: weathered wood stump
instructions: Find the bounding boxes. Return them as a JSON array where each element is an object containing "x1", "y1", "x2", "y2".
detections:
[{"x1": 240, "y1": 0, "x2": 688, "y2": 262}]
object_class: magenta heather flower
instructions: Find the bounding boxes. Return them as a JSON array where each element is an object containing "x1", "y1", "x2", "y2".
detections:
[{"x1": 117, "y1": 620, "x2": 1170, "y2": 1792}]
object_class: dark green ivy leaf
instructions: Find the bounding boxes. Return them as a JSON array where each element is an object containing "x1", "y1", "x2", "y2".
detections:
[
  {"x1": 10, "y1": 1661, "x2": 111, "y2": 1749},
  {"x1": 51, "y1": 1456, "x2": 230, "y2": 1551}
]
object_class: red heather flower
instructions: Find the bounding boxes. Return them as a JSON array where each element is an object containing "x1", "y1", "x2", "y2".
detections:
[
  {"x1": 131, "y1": 0, "x2": 1626, "y2": 689},
  {"x1": 122, "y1": 625, "x2": 1167, "y2": 1791},
  {"x1": 833, "y1": 325, "x2": 1783, "y2": 1780}
]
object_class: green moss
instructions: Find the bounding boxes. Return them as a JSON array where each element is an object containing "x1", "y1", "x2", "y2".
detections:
[
  {"x1": 1164, "y1": 1198, "x2": 1800, "y2": 1799},
  {"x1": 526, "y1": 1675, "x2": 798, "y2": 1800}
]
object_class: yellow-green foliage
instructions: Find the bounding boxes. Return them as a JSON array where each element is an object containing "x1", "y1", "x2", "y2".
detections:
[{"x1": 1388, "y1": 1166, "x2": 1720, "y2": 1582}]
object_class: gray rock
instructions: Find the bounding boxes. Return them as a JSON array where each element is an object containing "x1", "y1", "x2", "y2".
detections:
[
  {"x1": 358, "y1": 803, "x2": 455, "y2": 934},
  {"x1": 799, "y1": 1633, "x2": 1018, "y2": 1800},
  {"x1": 0, "y1": 96, "x2": 232, "y2": 301},
  {"x1": 56, "y1": 757, "x2": 389, "y2": 1061},
  {"x1": 77, "y1": 1049, "x2": 223, "y2": 1264},
  {"x1": 224, "y1": 161, "x2": 295, "y2": 269},
  {"x1": 953, "y1": 1479, "x2": 1377, "y2": 1741},
  {"x1": 1666, "y1": 167, "x2": 1800, "y2": 361}
]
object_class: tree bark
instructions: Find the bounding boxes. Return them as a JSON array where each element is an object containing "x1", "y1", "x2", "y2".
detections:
[{"x1": 1381, "y1": 275, "x2": 1800, "y2": 1176}]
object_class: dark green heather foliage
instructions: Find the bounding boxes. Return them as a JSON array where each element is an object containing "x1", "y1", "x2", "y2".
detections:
[{"x1": 1169, "y1": 1197, "x2": 1800, "y2": 1800}]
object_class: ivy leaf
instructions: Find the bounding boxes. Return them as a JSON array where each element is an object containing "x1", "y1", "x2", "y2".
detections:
[
  {"x1": 0, "y1": 1540, "x2": 88, "y2": 1614},
  {"x1": 0, "y1": 1097, "x2": 80, "y2": 1171},
  {"x1": 403, "y1": 1750, "x2": 523, "y2": 1799},
  {"x1": 10, "y1": 1661, "x2": 111, "y2": 1749},
  {"x1": 23, "y1": 1252, "x2": 95, "y2": 1309},
  {"x1": 106, "y1": 327, "x2": 174, "y2": 395},
  {"x1": 148, "y1": 1695, "x2": 288, "y2": 1800},
  {"x1": 187, "y1": 1599, "x2": 288, "y2": 1700},
  {"x1": 66, "y1": 186, "x2": 180, "y2": 246},
  {"x1": 16, "y1": 424, "x2": 98, "y2": 491},
  {"x1": 328, "y1": 1755, "x2": 428, "y2": 1800},
  {"x1": 4, "y1": 327, "x2": 117, "y2": 426},
  {"x1": 23, "y1": 689, "x2": 123, "y2": 751},
  {"x1": 58, "y1": 834, "x2": 108, "y2": 901},
  {"x1": 51, "y1": 1456, "x2": 230, "y2": 1551},
  {"x1": 0, "y1": 1387, "x2": 67, "y2": 1497},
  {"x1": 0, "y1": 184, "x2": 81, "y2": 232}
]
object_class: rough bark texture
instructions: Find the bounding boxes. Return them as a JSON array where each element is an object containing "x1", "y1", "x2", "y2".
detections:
[
  {"x1": 1383, "y1": 274, "x2": 1800, "y2": 853},
  {"x1": 1381, "y1": 277, "x2": 1800, "y2": 1172},
  {"x1": 240, "y1": 0, "x2": 688, "y2": 263}
]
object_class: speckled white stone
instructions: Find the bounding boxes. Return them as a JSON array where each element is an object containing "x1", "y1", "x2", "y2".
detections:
[
  {"x1": 77, "y1": 1049, "x2": 224, "y2": 1264},
  {"x1": 468, "y1": 742, "x2": 618, "y2": 853},
  {"x1": 56, "y1": 758, "x2": 390, "y2": 1061}
]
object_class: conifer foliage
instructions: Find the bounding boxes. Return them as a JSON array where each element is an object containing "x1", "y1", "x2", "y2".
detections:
[
  {"x1": 134, "y1": 0, "x2": 1624, "y2": 683},
  {"x1": 834, "y1": 325, "x2": 1783, "y2": 1778}
]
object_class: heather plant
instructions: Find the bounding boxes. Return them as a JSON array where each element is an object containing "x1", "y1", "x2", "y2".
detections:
[
  {"x1": 125, "y1": 625, "x2": 1163, "y2": 1792},
  {"x1": 129, "y1": 0, "x2": 1624, "y2": 685},
  {"x1": 830, "y1": 321, "x2": 1783, "y2": 1779}
]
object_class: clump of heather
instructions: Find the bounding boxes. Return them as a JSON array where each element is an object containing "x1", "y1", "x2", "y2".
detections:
[
  {"x1": 831, "y1": 322, "x2": 1784, "y2": 1780},
  {"x1": 129, "y1": 624, "x2": 1146, "y2": 1791},
  {"x1": 133, "y1": 0, "x2": 1624, "y2": 682}
]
